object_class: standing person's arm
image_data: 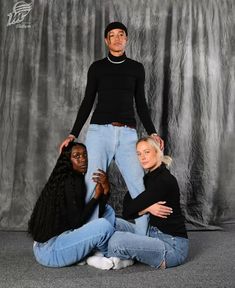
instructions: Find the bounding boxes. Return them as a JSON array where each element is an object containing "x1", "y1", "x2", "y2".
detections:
[
  {"x1": 134, "y1": 63, "x2": 164, "y2": 149},
  {"x1": 59, "y1": 63, "x2": 97, "y2": 152}
]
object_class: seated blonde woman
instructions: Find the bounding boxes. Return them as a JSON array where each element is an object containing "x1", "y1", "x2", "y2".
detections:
[{"x1": 107, "y1": 136, "x2": 189, "y2": 269}]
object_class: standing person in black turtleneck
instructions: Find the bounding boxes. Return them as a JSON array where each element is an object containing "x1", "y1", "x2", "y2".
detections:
[{"x1": 60, "y1": 22, "x2": 164, "y2": 236}]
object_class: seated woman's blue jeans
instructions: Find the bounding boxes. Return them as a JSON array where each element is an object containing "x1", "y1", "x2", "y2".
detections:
[
  {"x1": 33, "y1": 218, "x2": 115, "y2": 267},
  {"x1": 108, "y1": 218, "x2": 189, "y2": 268}
]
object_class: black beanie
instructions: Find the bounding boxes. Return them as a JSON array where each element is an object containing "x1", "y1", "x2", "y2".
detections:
[{"x1": 104, "y1": 22, "x2": 128, "y2": 38}]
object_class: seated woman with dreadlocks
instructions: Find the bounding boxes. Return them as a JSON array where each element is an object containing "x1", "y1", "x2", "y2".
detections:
[{"x1": 28, "y1": 142, "x2": 123, "y2": 269}]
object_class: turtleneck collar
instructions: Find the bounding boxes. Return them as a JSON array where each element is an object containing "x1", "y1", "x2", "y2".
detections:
[
  {"x1": 144, "y1": 163, "x2": 167, "y2": 178},
  {"x1": 107, "y1": 52, "x2": 127, "y2": 64}
]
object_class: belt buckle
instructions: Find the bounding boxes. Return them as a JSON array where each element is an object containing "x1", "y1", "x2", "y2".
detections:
[
  {"x1": 111, "y1": 122, "x2": 135, "y2": 129},
  {"x1": 111, "y1": 122, "x2": 124, "y2": 127}
]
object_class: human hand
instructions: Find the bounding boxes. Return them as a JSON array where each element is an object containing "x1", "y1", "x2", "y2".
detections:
[
  {"x1": 59, "y1": 134, "x2": 76, "y2": 153},
  {"x1": 150, "y1": 133, "x2": 164, "y2": 150},
  {"x1": 94, "y1": 183, "x2": 104, "y2": 199},
  {"x1": 147, "y1": 201, "x2": 172, "y2": 218},
  {"x1": 92, "y1": 169, "x2": 110, "y2": 195}
]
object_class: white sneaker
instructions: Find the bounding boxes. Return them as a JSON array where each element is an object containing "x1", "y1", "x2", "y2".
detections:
[
  {"x1": 86, "y1": 254, "x2": 114, "y2": 270},
  {"x1": 110, "y1": 257, "x2": 134, "y2": 270}
]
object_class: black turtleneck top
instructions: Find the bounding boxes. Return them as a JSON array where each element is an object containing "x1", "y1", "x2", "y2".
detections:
[
  {"x1": 70, "y1": 52, "x2": 156, "y2": 137},
  {"x1": 123, "y1": 165, "x2": 188, "y2": 239},
  {"x1": 30, "y1": 172, "x2": 108, "y2": 243}
]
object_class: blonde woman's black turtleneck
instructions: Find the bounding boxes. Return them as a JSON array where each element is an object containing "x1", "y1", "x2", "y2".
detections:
[
  {"x1": 123, "y1": 165, "x2": 188, "y2": 239},
  {"x1": 70, "y1": 52, "x2": 156, "y2": 137}
]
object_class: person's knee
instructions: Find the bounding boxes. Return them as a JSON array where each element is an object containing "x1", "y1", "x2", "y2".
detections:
[
  {"x1": 115, "y1": 218, "x2": 135, "y2": 232},
  {"x1": 95, "y1": 218, "x2": 115, "y2": 236},
  {"x1": 108, "y1": 232, "x2": 126, "y2": 252}
]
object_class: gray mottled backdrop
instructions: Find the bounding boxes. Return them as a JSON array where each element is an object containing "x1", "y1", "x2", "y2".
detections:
[{"x1": 0, "y1": 0, "x2": 234, "y2": 230}]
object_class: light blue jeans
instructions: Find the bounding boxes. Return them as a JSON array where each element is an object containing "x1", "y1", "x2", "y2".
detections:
[
  {"x1": 108, "y1": 218, "x2": 189, "y2": 268},
  {"x1": 33, "y1": 218, "x2": 115, "y2": 267},
  {"x1": 84, "y1": 124, "x2": 148, "y2": 235}
]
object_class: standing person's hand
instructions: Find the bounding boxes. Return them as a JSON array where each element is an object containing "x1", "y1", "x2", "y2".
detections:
[
  {"x1": 150, "y1": 133, "x2": 164, "y2": 150},
  {"x1": 92, "y1": 169, "x2": 110, "y2": 196},
  {"x1": 59, "y1": 134, "x2": 76, "y2": 153}
]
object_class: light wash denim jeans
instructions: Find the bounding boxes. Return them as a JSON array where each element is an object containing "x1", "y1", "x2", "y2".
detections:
[
  {"x1": 33, "y1": 218, "x2": 115, "y2": 267},
  {"x1": 108, "y1": 218, "x2": 189, "y2": 268},
  {"x1": 102, "y1": 204, "x2": 116, "y2": 226},
  {"x1": 84, "y1": 124, "x2": 148, "y2": 235}
]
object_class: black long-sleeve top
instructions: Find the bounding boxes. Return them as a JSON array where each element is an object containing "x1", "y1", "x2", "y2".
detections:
[
  {"x1": 123, "y1": 165, "x2": 188, "y2": 239},
  {"x1": 70, "y1": 52, "x2": 156, "y2": 137},
  {"x1": 63, "y1": 174, "x2": 99, "y2": 229},
  {"x1": 63, "y1": 173, "x2": 108, "y2": 229},
  {"x1": 33, "y1": 173, "x2": 107, "y2": 243}
]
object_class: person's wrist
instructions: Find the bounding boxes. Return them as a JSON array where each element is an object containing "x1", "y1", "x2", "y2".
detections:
[
  {"x1": 103, "y1": 188, "x2": 109, "y2": 195},
  {"x1": 68, "y1": 134, "x2": 76, "y2": 140}
]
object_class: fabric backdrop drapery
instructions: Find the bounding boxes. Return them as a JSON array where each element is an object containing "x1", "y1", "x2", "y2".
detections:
[{"x1": 0, "y1": 0, "x2": 234, "y2": 230}]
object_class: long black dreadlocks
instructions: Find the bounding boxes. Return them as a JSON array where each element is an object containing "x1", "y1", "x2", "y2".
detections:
[{"x1": 28, "y1": 142, "x2": 86, "y2": 242}]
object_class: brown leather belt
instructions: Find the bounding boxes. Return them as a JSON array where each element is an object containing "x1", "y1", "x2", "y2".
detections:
[{"x1": 111, "y1": 122, "x2": 136, "y2": 129}]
